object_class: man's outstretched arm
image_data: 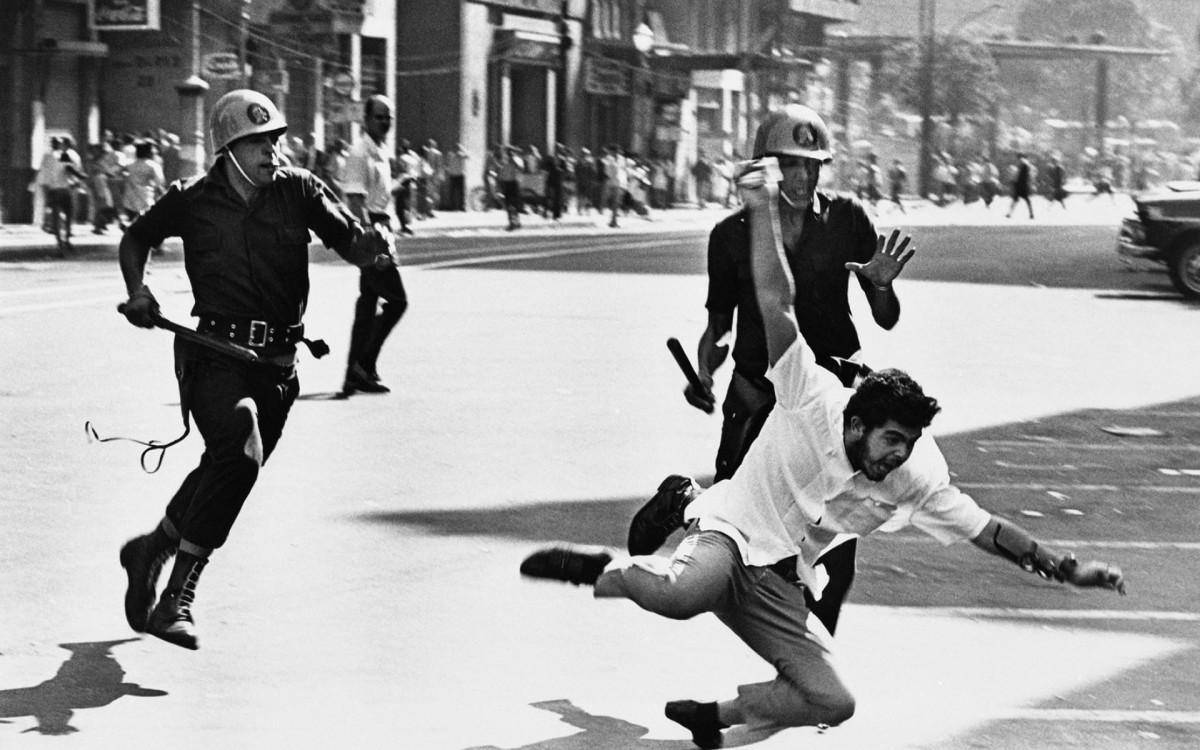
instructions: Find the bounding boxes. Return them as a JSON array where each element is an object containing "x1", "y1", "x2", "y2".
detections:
[{"x1": 971, "y1": 515, "x2": 1126, "y2": 594}]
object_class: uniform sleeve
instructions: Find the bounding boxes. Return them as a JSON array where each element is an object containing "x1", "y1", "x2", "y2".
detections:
[
  {"x1": 303, "y1": 174, "x2": 365, "y2": 256},
  {"x1": 126, "y1": 182, "x2": 185, "y2": 248},
  {"x1": 705, "y1": 219, "x2": 739, "y2": 315}
]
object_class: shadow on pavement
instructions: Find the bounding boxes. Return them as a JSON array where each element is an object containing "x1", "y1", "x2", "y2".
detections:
[
  {"x1": 357, "y1": 495, "x2": 651, "y2": 549},
  {"x1": 462, "y1": 698, "x2": 780, "y2": 749},
  {"x1": 0, "y1": 638, "x2": 166, "y2": 735}
]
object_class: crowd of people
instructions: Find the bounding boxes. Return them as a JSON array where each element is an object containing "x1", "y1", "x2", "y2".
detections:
[{"x1": 851, "y1": 144, "x2": 1200, "y2": 218}]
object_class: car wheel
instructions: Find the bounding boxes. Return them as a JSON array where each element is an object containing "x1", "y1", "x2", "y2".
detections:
[{"x1": 1168, "y1": 243, "x2": 1200, "y2": 300}]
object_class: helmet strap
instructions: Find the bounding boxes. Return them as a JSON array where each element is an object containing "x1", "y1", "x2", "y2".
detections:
[{"x1": 225, "y1": 148, "x2": 261, "y2": 189}]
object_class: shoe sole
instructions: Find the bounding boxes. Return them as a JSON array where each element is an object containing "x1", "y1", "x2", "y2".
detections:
[{"x1": 119, "y1": 542, "x2": 154, "y2": 633}]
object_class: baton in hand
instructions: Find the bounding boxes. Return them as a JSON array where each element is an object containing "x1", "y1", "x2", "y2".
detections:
[{"x1": 117, "y1": 303, "x2": 261, "y2": 363}]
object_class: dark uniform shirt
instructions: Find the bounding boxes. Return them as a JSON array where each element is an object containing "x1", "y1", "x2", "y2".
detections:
[
  {"x1": 706, "y1": 192, "x2": 878, "y2": 381},
  {"x1": 128, "y1": 159, "x2": 365, "y2": 326}
]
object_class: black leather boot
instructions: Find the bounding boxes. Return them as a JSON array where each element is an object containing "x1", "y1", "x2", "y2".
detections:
[
  {"x1": 119, "y1": 527, "x2": 176, "y2": 632},
  {"x1": 146, "y1": 551, "x2": 207, "y2": 650}
]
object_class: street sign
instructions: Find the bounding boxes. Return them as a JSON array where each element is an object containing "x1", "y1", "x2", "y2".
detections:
[
  {"x1": 202, "y1": 52, "x2": 241, "y2": 80},
  {"x1": 332, "y1": 72, "x2": 355, "y2": 98}
]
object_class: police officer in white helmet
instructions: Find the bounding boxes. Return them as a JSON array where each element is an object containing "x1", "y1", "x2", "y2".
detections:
[{"x1": 115, "y1": 89, "x2": 393, "y2": 650}]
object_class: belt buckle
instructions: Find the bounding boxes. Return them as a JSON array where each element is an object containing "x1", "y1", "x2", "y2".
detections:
[{"x1": 247, "y1": 320, "x2": 268, "y2": 347}]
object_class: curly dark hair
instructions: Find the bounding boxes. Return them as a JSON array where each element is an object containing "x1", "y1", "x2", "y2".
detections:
[{"x1": 843, "y1": 368, "x2": 940, "y2": 431}]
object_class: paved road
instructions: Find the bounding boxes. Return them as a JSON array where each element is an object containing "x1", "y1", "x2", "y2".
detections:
[{"x1": 2, "y1": 204, "x2": 1198, "y2": 748}]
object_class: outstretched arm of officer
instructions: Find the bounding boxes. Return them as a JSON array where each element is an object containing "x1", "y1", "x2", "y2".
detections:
[
  {"x1": 118, "y1": 231, "x2": 159, "y2": 328},
  {"x1": 971, "y1": 515, "x2": 1126, "y2": 594},
  {"x1": 737, "y1": 157, "x2": 798, "y2": 367}
]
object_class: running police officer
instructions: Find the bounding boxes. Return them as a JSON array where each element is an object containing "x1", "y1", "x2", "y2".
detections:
[{"x1": 116, "y1": 89, "x2": 393, "y2": 650}]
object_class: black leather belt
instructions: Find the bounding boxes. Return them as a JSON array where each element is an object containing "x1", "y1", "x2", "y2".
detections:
[{"x1": 198, "y1": 317, "x2": 304, "y2": 349}]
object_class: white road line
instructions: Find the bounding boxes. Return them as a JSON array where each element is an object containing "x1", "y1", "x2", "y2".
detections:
[
  {"x1": 877, "y1": 537, "x2": 1200, "y2": 550},
  {"x1": 994, "y1": 709, "x2": 1200, "y2": 723},
  {"x1": 977, "y1": 440, "x2": 1200, "y2": 452},
  {"x1": 880, "y1": 606, "x2": 1200, "y2": 622},
  {"x1": 959, "y1": 482, "x2": 1200, "y2": 493},
  {"x1": 413, "y1": 238, "x2": 675, "y2": 269}
]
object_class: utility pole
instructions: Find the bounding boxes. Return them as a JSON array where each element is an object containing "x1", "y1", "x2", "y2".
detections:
[
  {"x1": 176, "y1": 0, "x2": 210, "y2": 179},
  {"x1": 918, "y1": 0, "x2": 936, "y2": 198}
]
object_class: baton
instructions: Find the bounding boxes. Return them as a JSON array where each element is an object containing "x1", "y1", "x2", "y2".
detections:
[
  {"x1": 117, "y1": 303, "x2": 261, "y2": 363},
  {"x1": 666, "y1": 337, "x2": 715, "y2": 404}
]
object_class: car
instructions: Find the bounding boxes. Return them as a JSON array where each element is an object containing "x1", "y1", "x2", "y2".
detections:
[{"x1": 1117, "y1": 180, "x2": 1200, "y2": 299}]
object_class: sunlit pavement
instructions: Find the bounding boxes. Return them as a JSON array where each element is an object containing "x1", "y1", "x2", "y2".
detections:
[{"x1": 2, "y1": 196, "x2": 1197, "y2": 748}]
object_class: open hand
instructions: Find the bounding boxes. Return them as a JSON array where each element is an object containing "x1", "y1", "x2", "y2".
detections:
[{"x1": 844, "y1": 228, "x2": 915, "y2": 289}]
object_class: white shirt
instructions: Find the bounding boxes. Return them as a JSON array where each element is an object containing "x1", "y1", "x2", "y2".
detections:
[
  {"x1": 686, "y1": 334, "x2": 991, "y2": 592},
  {"x1": 341, "y1": 136, "x2": 394, "y2": 215}
]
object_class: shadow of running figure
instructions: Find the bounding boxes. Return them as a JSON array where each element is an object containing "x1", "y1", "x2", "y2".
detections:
[
  {"x1": 0, "y1": 638, "x2": 166, "y2": 735},
  {"x1": 465, "y1": 698, "x2": 782, "y2": 749}
]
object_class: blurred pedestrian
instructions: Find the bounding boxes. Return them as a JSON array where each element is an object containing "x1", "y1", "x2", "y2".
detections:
[
  {"x1": 445, "y1": 142, "x2": 468, "y2": 211},
  {"x1": 602, "y1": 144, "x2": 628, "y2": 228},
  {"x1": 393, "y1": 138, "x2": 418, "y2": 235},
  {"x1": 341, "y1": 94, "x2": 409, "y2": 396},
  {"x1": 497, "y1": 145, "x2": 524, "y2": 230},
  {"x1": 887, "y1": 157, "x2": 908, "y2": 214},
  {"x1": 121, "y1": 141, "x2": 166, "y2": 228},
  {"x1": 575, "y1": 147, "x2": 597, "y2": 214},
  {"x1": 1047, "y1": 154, "x2": 1068, "y2": 209},
  {"x1": 1005, "y1": 152, "x2": 1035, "y2": 219},
  {"x1": 47, "y1": 136, "x2": 85, "y2": 254}
]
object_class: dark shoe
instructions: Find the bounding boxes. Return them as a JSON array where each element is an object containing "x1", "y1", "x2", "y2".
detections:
[
  {"x1": 627, "y1": 475, "x2": 699, "y2": 555},
  {"x1": 146, "y1": 553, "x2": 207, "y2": 650},
  {"x1": 343, "y1": 362, "x2": 390, "y2": 395},
  {"x1": 147, "y1": 589, "x2": 200, "y2": 650},
  {"x1": 666, "y1": 700, "x2": 726, "y2": 749},
  {"x1": 520, "y1": 545, "x2": 612, "y2": 586},
  {"x1": 119, "y1": 532, "x2": 175, "y2": 632}
]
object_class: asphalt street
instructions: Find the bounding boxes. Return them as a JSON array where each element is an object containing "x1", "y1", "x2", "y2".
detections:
[{"x1": 2, "y1": 196, "x2": 1199, "y2": 749}]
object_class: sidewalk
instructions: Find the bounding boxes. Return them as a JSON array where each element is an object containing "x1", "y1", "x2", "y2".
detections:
[
  {"x1": 0, "y1": 194, "x2": 1128, "y2": 262},
  {"x1": 0, "y1": 206, "x2": 728, "y2": 262}
]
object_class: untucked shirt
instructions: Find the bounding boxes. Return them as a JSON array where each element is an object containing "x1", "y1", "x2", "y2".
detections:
[
  {"x1": 341, "y1": 137, "x2": 394, "y2": 215},
  {"x1": 686, "y1": 334, "x2": 991, "y2": 591},
  {"x1": 128, "y1": 160, "x2": 364, "y2": 325}
]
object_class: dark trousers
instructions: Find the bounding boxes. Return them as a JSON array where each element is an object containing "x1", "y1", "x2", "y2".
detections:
[
  {"x1": 166, "y1": 340, "x2": 299, "y2": 550},
  {"x1": 47, "y1": 188, "x2": 74, "y2": 241},
  {"x1": 393, "y1": 183, "x2": 413, "y2": 231},
  {"x1": 448, "y1": 175, "x2": 465, "y2": 211},
  {"x1": 347, "y1": 264, "x2": 408, "y2": 375},
  {"x1": 715, "y1": 369, "x2": 858, "y2": 635}
]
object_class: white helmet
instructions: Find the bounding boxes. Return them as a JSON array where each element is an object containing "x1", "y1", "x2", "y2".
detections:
[
  {"x1": 752, "y1": 104, "x2": 833, "y2": 163},
  {"x1": 209, "y1": 89, "x2": 287, "y2": 154}
]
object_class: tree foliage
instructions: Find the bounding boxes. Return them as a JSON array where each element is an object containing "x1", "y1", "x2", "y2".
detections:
[
  {"x1": 879, "y1": 35, "x2": 1001, "y2": 127},
  {"x1": 1009, "y1": 0, "x2": 1184, "y2": 125}
]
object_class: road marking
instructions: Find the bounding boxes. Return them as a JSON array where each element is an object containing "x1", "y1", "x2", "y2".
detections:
[
  {"x1": 959, "y1": 482, "x2": 1200, "y2": 493},
  {"x1": 993, "y1": 709, "x2": 1200, "y2": 723},
  {"x1": 977, "y1": 440, "x2": 1200, "y2": 452},
  {"x1": 412, "y1": 238, "x2": 684, "y2": 269},
  {"x1": 879, "y1": 537, "x2": 1200, "y2": 551},
  {"x1": 881, "y1": 606, "x2": 1200, "y2": 622}
]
